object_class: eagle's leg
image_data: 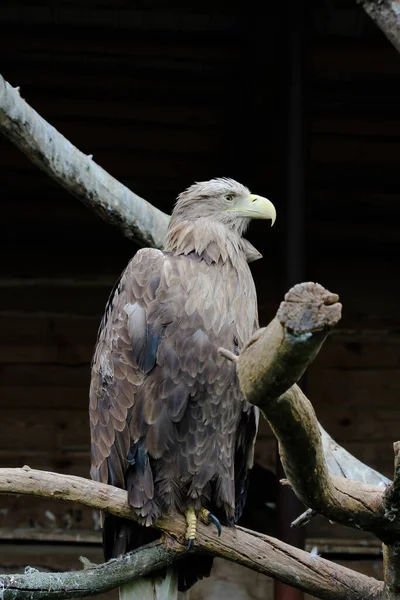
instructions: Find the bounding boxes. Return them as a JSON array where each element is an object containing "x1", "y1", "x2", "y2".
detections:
[
  {"x1": 184, "y1": 507, "x2": 222, "y2": 551},
  {"x1": 199, "y1": 508, "x2": 222, "y2": 537},
  {"x1": 185, "y1": 508, "x2": 197, "y2": 551}
]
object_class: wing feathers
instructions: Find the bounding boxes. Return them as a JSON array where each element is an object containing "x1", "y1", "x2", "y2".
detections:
[{"x1": 90, "y1": 246, "x2": 258, "y2": 531}]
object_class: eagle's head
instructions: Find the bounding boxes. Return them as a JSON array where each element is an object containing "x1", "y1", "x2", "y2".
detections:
[
  {"x1": 165, "y1": 178, "x2": 276, "y2": 259},
  {"x1": 169, "y1": 177, "x2": 276, "y2": 236}
]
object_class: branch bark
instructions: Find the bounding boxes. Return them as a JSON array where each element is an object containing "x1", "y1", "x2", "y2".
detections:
[
  {"x1": 0, "y1": 74, "x2": 169, "y2": 248},
  {"x1": 0, "y1": 542, "x2": 178, "y2": 600},
  {"x1": 236, "y1": 282, "x2": 400, "y2": 544},
  {"x1": 357, "y1": 0, "x2": 400, "y2": 56},
  {"x1": 0, "y1": 467, "x2": 383, "y2": 600}
]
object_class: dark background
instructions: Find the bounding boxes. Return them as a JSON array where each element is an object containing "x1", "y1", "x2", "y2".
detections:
[{"x1": 1, "y1": 0, "x2": 399, "y2": 597}]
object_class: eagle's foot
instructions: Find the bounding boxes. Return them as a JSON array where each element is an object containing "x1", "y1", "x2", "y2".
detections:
[
  {"x1": 184, "y1": 508, "x2": 197, "y2": 552},
  {"x1": 199, "y1": 508, "x2": 222, "y2": 537},
  {"x1": 184, "y1": 508, "x2": 222, "y2": 551}
]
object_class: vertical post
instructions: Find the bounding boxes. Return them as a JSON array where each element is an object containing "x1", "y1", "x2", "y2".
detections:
[{"x1": 274, "y1": 0, "x2": 307, "y2": 599}]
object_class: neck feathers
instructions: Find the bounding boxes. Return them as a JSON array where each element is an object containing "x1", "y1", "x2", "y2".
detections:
[{"x1": 164, "y1": 219, "x2": 262, "y2": 265}]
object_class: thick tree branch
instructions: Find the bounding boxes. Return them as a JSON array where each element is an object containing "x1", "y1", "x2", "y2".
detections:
[
  {"x1": 0, "y1": 74, "x2": 169, "y2": 248},
  {"x1": 237, "y1": 283, "x2": 342, "y2": 405},
  {"x1": 383, "y1": 442, "x2": 400, "y2": 517},
  {"x1": 236, "y1": 282, "x2": 400, "y2": 543},
  {"x1": 382, "y1": 543, "x2": 400, "y2": 599},
  {"x1": 0, "y1": 542, "x2": 178, "y2": 600},
  {"x1": 381, "y1": 444, "x2": 400, "y2": 598},
  {"x1": 358, "y1": 0, "x2": 400, "y2": 56},
  {"x1": 0, "y1": 467, "x2": 382, "y2": 600}
]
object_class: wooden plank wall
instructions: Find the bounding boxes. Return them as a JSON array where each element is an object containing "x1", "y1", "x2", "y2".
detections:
[{"x1": 1, "y1": 0, "x2": 400, "y2": 596}]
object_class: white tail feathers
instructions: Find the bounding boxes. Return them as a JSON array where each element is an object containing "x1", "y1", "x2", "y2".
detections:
[{"x1": 119, "y1": 568, "x2": 178, "y2": 600}]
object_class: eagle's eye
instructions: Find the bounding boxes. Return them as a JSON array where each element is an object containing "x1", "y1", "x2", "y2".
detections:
[{"x1": 224, "y1": 194, "x2": 235, "y2": 202}]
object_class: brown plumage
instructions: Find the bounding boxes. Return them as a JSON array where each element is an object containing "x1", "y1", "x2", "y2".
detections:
[{"x1": 89, "y1": 178, "x2": 276, "y2": 592}]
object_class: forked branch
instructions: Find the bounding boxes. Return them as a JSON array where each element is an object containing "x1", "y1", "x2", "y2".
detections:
[
  {"x1": 0, "y1": 467, "x2": 382, "y2": 600},
  {"x1": 236, "y1": 282, "x2": 400, "y2": 544}
]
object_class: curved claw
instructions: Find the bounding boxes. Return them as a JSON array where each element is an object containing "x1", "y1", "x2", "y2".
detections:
[
  {"x1": 185, "y1": 539, "x2": 194, "y2": 552},
  {"x1": 208, "y1": 513, "x2": 222, "y2": 537}
]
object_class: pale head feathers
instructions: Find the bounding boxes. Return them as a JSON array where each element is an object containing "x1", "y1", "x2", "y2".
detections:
[
  {"x1": 177, "y1": 178, "x2": 249, "y2": 204},
  {"x1": 164, "y1": 178, "x2": 262, "y2": 264},
  {"x1": 171, "y1": 178, "x2": 250, "y2": 226}
]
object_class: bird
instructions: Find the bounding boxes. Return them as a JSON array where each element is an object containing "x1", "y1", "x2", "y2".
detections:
[{"x1": 89, "y1": 177, "x2": 276, "y2": 599}]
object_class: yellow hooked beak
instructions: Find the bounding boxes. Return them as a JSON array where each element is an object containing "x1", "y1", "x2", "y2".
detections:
[{"x1": 226, "y1": 194, "x2": 276, "y2": 226}]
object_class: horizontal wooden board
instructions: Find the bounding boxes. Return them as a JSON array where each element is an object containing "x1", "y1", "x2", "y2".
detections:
[
  {"x1": 311, "y1": 136, "x2": 400, "y2": 166},
  {"x1": 0, "y1": 7, "x2": 245, "y2": 34},
  {"x1": 0, "y1": 312, "x2": 98, "y2": 345},
  {"x1": 0, "y1": 410, "x2": 90, "y2": 453},
  {"x1": 312, "y1": 45, "x2": 400, "y2": 77},
  {"x1": 6, "y1": 0, "x2": 240, "y2": 10},
  {"x1": 2, "y1": 60, "x2": 233, "y2": 97},
  {"x1": 312, "y1": 80, "x2": 400, "y2": 118},
  {"x1": 0, "y1": 540, "x2": 105, "y2": 573},
  {"x1": 316, "y1": 405, "x2": 400, "y2": 443},
  {"x1": 0, "y1": 450, "x2": 90, "y2": 477},
  {"x1": 310, "y1": 163, "x2": 400, "y2": 195},
  {"x1": 0, "y1": 282, "x2": 111, "y2": 315},
  {"x1": 310, "y1": 190, "x2": 400, "y2": 221},
  {"x1": 312, "y1": 116, "x2": 400, "y2": 138},
  {"x1": 0, "y1": 0, "x2": 236, "y2": 9},
  {"x1": 0, "y1": 385, "x2": 89, "y2": 409},
  {"x1": 309, "y1": 367, "x2": 400, "y2": 410},
  {"x1": 0, "y1": 364, "x2": 90, "y2": 387},
  {"x1": 12, "y1": 96, "x2": 220, "y2": 127},
  {"x1": 314, "y1": 333, "x2": 400, "y2": 369},
  {"x1": 0, "y1": 28, "x2": 243, "y2": 61},
  {"x1": 0, "y1": 344, "x2": 93, "y2": 365},
  {"x1": 0, "y1": 169, "x2": 180, "y2": 203},
  {"x1": 0, "y1": 145, "x2": 233, "y2": 184}
]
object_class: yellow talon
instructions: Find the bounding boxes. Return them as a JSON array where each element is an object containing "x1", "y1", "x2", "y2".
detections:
[
  {"x1": 199, "y1": 508, "x2": 222, "y2": 536},
  {"x1": 185, "y1": 508, "x2": 222, "y2": 551},
  {"x1": 185, "y1": 508, "x2": 197, "y2": 541},
  {"x1": 199, "y1": 508, "x2": 210, "y2": 525}
]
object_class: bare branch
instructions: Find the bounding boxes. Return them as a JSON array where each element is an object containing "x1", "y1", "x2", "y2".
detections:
[
  {"x1": 0, "y1": 74, "x2": 169, "y2": 248},
  {"x1": 357, "y1": 0, "x2": 400, "y2": 56},
  {"x1": 0, "y1": 542, "x2": 178, "y2": 600},
  {"x1": 291, "y1": 508, "x2": 318, "y2": 528},
  {"x1": 236, "y1": 282, "x2": 400, "y2": 543},
  {"x1": 237, "y1": 282, "x2": 342, "y2": 408},
  {"x1": 380, "y1": 443, "x2": 400, "y2": 598},
  {"x1": 292, "y1": 427, "x2": 390, "y2": 528},
  {"x1": 383, "y1": 442, "x2": 400, "y2": 517},
  {"x1": 382, "y1": 543, "x2": 400, "y2": 599},
  {"x1": 0, "y1": 467, "x2": 383, "y2": 600}
]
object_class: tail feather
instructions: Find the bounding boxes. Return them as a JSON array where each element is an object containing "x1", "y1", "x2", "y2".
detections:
[{"x1": 119, "y1": 568, "x2": 178, "y2": 600}]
